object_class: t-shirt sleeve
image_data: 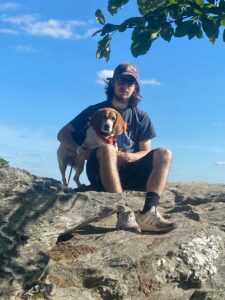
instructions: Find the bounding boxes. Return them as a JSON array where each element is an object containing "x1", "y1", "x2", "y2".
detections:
[
  {"x1": 69, "y1": 106, "x2": 96, "y2": 145},
  {"x1": 70, "y1": 105, "x2": 93, "y2": 129},
  {"x1": 138, "y1": 112, "x2": 157, "y2": 141}
]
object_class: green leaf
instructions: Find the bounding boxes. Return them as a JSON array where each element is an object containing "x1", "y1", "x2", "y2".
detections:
[
  {"x1": 95, "y1": 9, "x2": 105, "y2": 25},
  {"x1": 221, "y1": 18, "x2": 225, "y2": 26},
  {"x1": 202, "y1": 16, "x2": 219, "y2": 43},
  {"x1": 118, "y1": 17, "x2": 145, "y2": 32},
  {"x1": 175, "y1": 21, "x2": 203, "y2": 40},
  {"x1": 160, "y1": 22, "x2": 174, "y2": 42},
  {"x1": 219, "y1": 0, "x2": 225, "y2": 9},
  {"x1": 146, "y1": 10, "x2": 168, "y2": 29},
  {"x1": 170, "y1": 4, "x2": 187, "y2": 22},
  {"x1": 194, "y1": 8, "x2": 203, "y2": 15},
  {"x1": 188, "y1": 22, "x2": 200, "y2": 39},
  {"x1": 195, "y1": 0, "x2": 204, "y2": 7},
  {"x1": 137, "y1": 0, "x2": 166, "y2": 15},
  {"x1": 174, "y1": 20, "x2": 193, "y2": 37},
  {"x1": 108, "y1": 0, "x2": 129, "y2": 15},
  {"x1": 168, "y1": 0, "x2": 179, "y2": 5},
  {"x1": 223, "y1": 28, "x2": 225, "y2": 42},
  {"x1": 131, "y1": 27, "x2": 153, "y2": 57},
  {"x1": 96, "y1": 34, "x2": 112, "y2": 61}
]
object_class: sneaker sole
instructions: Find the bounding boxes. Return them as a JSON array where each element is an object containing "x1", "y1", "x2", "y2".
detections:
[
  {"x1": 140, "y1": 223, "x2": 177, "y2": 233},
  {"x1": 116, "y1": 227, "x2": 141, "y2": 233}
]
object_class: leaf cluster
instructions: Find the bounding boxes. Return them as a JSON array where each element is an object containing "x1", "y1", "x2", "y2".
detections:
[
  {"x1": 94, "y1": 0, "x2": 225, "y2": 60},
  {"x1": 0, "y1": 157, "x2": 9, "y2": 168}
]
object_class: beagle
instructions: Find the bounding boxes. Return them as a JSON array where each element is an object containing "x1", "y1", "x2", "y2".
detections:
[{"x1": 57, "y1": 108, "x2": 126, "y2": 187}]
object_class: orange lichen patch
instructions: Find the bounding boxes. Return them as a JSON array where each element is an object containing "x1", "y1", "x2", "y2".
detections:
[
  {"x1": 50, "y1": 241, "x2": 97, "y2": 262},
  {"x1": 48, "y1": 275, "x2": 81, "y2": 288},
  {"x1": 136, "y1": 256, "x2": 162, "y2": 295},
  {"x1": 138, "y1": 274, "x2": 161, "y2": 295}
]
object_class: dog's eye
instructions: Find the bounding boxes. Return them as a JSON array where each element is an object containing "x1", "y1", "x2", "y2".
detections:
[
  {"x1": 103, "y1": 115, "x2": 108, "y2": 120},
  {"x1": 111, "y1": 117, "x2": 116, "y2": 121}
]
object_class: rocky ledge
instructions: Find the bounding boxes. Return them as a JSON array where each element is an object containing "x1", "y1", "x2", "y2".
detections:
[{"x1": 0, "y1": 167, "x2": 225, "y2": 300}]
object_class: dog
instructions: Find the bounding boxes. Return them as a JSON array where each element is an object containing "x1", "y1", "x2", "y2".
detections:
[{"x1": 57, "y1": 108, "x2": 126, "y2": 187}]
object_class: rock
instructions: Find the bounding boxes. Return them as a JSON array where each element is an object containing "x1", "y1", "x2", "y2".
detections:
[
  {"x1": 0, "y1": 167, "x2": 225, "y2": 299},
  {"x1": 0, "y1": 167, "x2": 126, "y2": 299}
]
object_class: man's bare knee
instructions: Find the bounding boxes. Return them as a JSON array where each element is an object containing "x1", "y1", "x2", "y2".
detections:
[
  {"x1": 153, "y1": 147, "x2": 173, "y2": 166},
  {"x1": 97, "y1": 144, "x2": 117, "y2": 162}
]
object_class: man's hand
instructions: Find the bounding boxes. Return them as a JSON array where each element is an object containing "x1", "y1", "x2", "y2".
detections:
[
  {"x1": 117, "y1": 151, "x2": 131, "y2": 165},
  {"x1": 117, "y1": 148, "x2": 151, "y2": 164}
]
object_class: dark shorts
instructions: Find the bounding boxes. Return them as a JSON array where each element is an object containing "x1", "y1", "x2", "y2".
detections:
[{"x1": 86, "y1": 149, "x2": 155, "y2": 192}]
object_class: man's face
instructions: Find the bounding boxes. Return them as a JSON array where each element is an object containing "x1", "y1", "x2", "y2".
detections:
[{"x1": 113, "y1": 75, "x2": 136, "y2": 102}]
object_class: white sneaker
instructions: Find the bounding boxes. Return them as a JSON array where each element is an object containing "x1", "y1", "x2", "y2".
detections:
[
  {"x1": 136, "y1": 206, "x2": 176, "y2": 233},
  {"x1": 116, "y1": 206, "x2": 141, "y2": 233}
]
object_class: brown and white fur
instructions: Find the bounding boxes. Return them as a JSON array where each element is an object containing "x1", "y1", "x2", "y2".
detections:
[{"x1": 57, "y1": 108, "x2": 126, "y2": 187}]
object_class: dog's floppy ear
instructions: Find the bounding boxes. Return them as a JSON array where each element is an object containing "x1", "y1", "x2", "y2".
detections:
[
  {"x1": 90, "y1": 109, "x2": 103, "y2": 133},
  {"x1": 113, "y1": 111, "x2": 126, "y2": 135}
]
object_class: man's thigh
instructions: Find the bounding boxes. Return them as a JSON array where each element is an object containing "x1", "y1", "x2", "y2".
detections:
[
  {"x1": 86, "y1": 148, "x2": 155, "y2": 192},
  {"x1": 119, "y1": 150, "x2": 155, "y2": 191}
]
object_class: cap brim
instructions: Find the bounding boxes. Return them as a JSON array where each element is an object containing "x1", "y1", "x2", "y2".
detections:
[{"x1": 118, "y1": 72, "x2": 139, "y2": 86}]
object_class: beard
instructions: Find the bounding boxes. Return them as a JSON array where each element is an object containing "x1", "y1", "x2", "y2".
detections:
[{"x1": 114, "y1": 92, "x2": 131, "y2": 103}]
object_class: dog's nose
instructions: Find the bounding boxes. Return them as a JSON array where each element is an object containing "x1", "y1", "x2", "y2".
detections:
[{"x1": 104, "y1": 124, "x2": 110, "y2": 130}]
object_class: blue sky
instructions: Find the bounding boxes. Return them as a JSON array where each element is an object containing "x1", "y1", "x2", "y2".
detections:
[{"x1": 0, "y1": 1, "x2": 225, "y2": 185}]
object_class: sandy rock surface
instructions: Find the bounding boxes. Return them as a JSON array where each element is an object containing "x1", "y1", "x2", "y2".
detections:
[{"x1": 0, "y1": 167, "x2": 225, "y2": 299}]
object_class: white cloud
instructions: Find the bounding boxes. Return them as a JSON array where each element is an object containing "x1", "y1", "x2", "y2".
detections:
[
  {"x1": 1, "y1": 14, "x2": 38, "y2": 25},
  {"x1": 140, "y1": 78, "x2": 162, "y2": 86},
  {"x1": 15, "y1": 44, "x2": 37, "y2": 53},
  {"x1": 96, "y1": 69, "x2": 114, "y2": 84},
  {"x1": 0, "y1": 2, "x2": 21, "y2": 11},
  {"x1": 0, "y1": 28, "x2": 17, "y2": 34},
  {"x1": 1, "y1": 14, "x2": 96, "y2": 40},
  {"x1": 215, "y1": 161, "x2": 225, "y2": 166},
  {"x1": 26, "y1": 19, "x2": 80, "y2": 39}
]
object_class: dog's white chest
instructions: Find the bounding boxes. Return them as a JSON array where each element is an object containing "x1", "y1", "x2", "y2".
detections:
[{"x1": 82, "y1": 126, "x2": 106, "y2": 149}]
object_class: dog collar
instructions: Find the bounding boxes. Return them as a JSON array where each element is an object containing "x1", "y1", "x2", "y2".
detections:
[{"x1": 97, "y1": 133, "x2": 117, "y2": 145}]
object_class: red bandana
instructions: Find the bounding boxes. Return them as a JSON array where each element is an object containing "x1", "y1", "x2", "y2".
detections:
[{"x1": 97, "y1": 133, "x2": 116, "y2": 145}]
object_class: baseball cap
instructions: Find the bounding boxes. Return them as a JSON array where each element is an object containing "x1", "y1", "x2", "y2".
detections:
[{"x1": 108, "y1": 63, "x2": 140, "y2": 86}]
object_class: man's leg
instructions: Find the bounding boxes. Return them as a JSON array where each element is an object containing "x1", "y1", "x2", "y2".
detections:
[
  {"x1": 97, "y1": 144, "x2": 123, "y2": 193},
  {"x1": 136, "y1": 147, "x2": 176, "y2": 232},
  {"x1": 96, "y1": 144, "x2": 141, "y2": 232},
  {"x1": 141, "y1": 147, "x2": 172, "y2": 213},
  {"x1": 146, "y1": 147, "x2": 172, "y2": 195}
]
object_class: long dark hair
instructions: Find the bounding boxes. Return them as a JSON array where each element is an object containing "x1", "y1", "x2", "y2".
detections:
[{"x1": 105, "y1": 79, "x2": 142, "y2": 107}]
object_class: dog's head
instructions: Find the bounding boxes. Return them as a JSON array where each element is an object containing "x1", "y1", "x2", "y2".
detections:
[{"x1": 90, "y1": 108, "x2": 126, "y2": 136}]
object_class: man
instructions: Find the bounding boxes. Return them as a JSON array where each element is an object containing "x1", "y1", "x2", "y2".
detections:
[{"x1": 57, "y1": 63, "x2": 176, "y2": 233}]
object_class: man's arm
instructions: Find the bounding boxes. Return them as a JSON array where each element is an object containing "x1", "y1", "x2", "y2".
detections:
[
  {"x1": 117, "y1": 140, "x2": 151, "y2": 163},
  {"x1": 57, "y1": 123, "x2": 79, "y2": 154},
  {"x1": 57, "y1": 123, "x2": 91, "y2": 160}
]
